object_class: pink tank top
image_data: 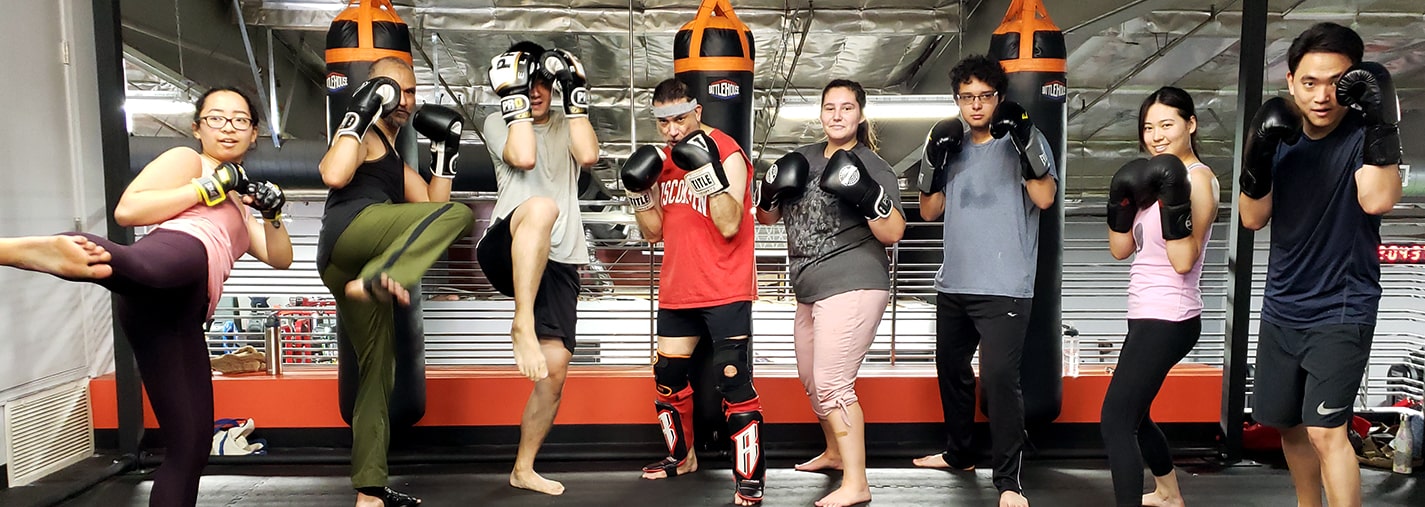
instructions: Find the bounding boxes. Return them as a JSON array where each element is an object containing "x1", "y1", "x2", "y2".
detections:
[
  {"x1": 1126, "y1": 163, "x2": 1211, "y2": 322},
  {"x1": 154, "y1": 196, "x2": 251, "y2": 318}
]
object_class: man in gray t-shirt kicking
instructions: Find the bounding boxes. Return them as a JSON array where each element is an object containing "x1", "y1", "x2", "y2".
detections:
[
  {"x1": 475, "y1": 40, "x2": 600, "y2": 496},
  {"x1": 912, "y1": 55, "x2": 1058, "y2": 507}
]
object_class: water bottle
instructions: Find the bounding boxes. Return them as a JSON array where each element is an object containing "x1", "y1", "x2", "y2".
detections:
[{"x1": 1394, "y1": 413, "x2": 1414, "y2": 474}]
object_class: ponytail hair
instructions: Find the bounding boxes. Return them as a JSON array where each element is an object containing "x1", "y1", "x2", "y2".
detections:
[{"x1": 822, "y1": 79, "x2": 879, "y2": 152}]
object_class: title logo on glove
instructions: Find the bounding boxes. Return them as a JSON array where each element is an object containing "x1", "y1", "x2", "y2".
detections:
[{"x1": 837, "y1": 166, "x2": 860, "y2": 186}]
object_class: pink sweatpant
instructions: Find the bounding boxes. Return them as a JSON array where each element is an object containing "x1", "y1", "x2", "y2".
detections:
[{"x1": 793, "y1": 289, "x2": 890, "y2": 419}]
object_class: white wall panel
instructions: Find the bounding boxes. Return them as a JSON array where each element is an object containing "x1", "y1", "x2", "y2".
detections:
[{"x1": 0, "y1": 0, "x2": 113, "y2": 466}]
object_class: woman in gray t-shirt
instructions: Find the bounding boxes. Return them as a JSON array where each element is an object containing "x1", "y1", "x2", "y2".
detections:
[{"x1": 754, "y1": 79, "x2": 906, "y2": 507}]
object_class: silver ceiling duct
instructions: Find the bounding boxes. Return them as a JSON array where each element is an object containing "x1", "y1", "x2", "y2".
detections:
[{"x1": 120, "y1": 0, "x2": 1424, "y2": 197}]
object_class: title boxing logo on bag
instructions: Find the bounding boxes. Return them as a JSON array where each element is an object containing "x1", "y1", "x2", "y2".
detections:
[
  {"x1": 764, "y1": 163, "x2": 779, "y2": 183},
  {"x1": 326, "y1": 72, "x2": 349, "y2": 93},
  {"x1": 1041, "y1": 80, "x2": 1067, "y2": 102},
  {"x1": 708, "y1": 79, "x2": 740, "y2": 100}
]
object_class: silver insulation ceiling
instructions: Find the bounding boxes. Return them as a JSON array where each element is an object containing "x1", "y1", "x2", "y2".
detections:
[{"x1": 125, "y1": 0, "x2": 1425, "y2": 196}]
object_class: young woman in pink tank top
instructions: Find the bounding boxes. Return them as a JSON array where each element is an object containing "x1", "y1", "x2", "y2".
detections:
[
  {"x1": 0, "y1": 88, "x2": 292, "y2": 507},
  {"x1": 1100, "y1": 86, "x2": 1219, "y2": 507}
]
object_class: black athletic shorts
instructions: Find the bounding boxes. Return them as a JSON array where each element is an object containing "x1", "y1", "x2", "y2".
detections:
[
  {"x1": 476, "y1": 214, "x2": 580, "y2": 353},
  {"x1": 657, "y1": 301, "x2": 752, "y2": 340},
  {"x1": 1252, "y1": 321, "x2": 1374, "y2": 428}
]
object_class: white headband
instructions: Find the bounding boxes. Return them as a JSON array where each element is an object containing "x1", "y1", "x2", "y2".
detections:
[{"x1": 653, "y1": 99, "x2": 698, "y2": 119}]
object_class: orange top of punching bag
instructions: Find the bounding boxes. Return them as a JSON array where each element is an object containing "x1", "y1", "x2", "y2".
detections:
[
  {"x1": 674, "y1": 0, "x2": 754, "y2": 73},
  {"x1": 992, "y1": 0, "x2": 1066, "y2": 74},
  {"x1": 325, "y1": 0, "x2": 413, "y2": 65}
]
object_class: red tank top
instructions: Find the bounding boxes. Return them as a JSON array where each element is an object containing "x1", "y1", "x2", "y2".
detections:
[{"x1": 655, "y1": 128, "x2": 756, "y2": 309}]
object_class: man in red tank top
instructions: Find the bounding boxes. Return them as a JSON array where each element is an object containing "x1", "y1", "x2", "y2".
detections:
[{"x1": 621, "y1": 78, "x2": 763, "y2": 505}]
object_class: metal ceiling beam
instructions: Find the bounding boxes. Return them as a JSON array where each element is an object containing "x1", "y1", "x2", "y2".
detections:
[
  {"x1": 1062, "y1": 0, "x2": 1178, "y2": 39},
  {"x1": 1066, "y1": 2, "x2": 1232, "y2": 123},
  {"x1": 239, "y1": 1, "x2": 959, "y2": 33},
  {"x1": 120, "y1": 0, "x2": 329, "y2": 140}
]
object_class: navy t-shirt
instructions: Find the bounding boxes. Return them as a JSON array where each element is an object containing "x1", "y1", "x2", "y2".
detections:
[{"x1": 1261, "y1": 114, "x2": 1381, "y2": 328}]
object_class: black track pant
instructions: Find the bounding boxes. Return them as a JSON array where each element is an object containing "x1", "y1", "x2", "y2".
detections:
[{"x1": 934, "y1": 292, "x2": 1030, "y2": 494}]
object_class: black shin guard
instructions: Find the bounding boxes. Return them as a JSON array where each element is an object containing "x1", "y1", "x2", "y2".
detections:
[
  {"x1": 647, "y1": 353, "x2": 695, "y2": 474},
  {"x1": 714, "y1": 339, "x2": 763, "y2": 502}
]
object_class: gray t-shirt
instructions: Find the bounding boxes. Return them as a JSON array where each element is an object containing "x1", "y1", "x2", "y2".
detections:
[
  {"x1": 781, "y1": 142, "x2": 904, "y2": 303},
  {"x1": 934, "y1": 134, "x2": 1057, "y2": 298},
  {"x1": 483, "y1": 110, "x2": 590, "y2": 264}
]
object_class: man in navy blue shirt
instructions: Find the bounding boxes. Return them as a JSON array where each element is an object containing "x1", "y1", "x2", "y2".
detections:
[{"x1": 1239, "y1": 22, "x2": 1402, "y2": 507}]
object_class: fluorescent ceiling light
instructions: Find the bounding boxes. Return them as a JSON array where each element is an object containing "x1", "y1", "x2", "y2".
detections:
[
  {"x1": 264, "y1": 1, "x2": 348, "y2": 12},
  {"x1": 124, "y1": 97, "x2": 196, "y2": 115},
  {"x1": 777, "y1": 94, "x2": 959, "y2": 121}
]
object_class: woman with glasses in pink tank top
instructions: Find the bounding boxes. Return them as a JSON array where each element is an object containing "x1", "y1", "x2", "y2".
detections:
[
  {"x1": 0, "y1": 87, "x2": 292, "y2": 507},
  {"x1": 1100, "y1": 86, "x2": 1219, "y2": 507}
]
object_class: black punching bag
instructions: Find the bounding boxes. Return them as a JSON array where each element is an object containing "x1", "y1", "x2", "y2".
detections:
[
  {"x1": 673, "y1": 0, "x2": 756, "y2": 455},
  {"x1": 324, "y1": 0, "x2": 412, "y2": 137},
  {"x1": 674, "y1": 0, "x2": 755, "y2": 152},
  {"x1": 326, "y1": 0, "x2": 427, "y2": 429},
  {"x1": 986, "y1": 0, "x2": 1065, "y2": 424},
  {"x1": 337, "y1": 287, "x2": 428, "y2": 428}
]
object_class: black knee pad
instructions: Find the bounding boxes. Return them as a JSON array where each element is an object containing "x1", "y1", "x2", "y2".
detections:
[
  {"x1": 713, "y1": 339, "x2": 756, "y2": 403},
  {"x1": 653, "y1": 352, "x2": 691, "y2": 396}
]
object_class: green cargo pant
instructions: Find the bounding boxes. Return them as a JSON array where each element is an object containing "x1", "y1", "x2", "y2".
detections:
[{"x1": 319, "y1": 201, "x2": 473, "y2": 489}]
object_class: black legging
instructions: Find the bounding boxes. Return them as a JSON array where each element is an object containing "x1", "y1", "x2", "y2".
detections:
[
  {"x1": 76, "y1": 231, "x2": 214, "y2": 507},
  {"x1": 1100, "y1": 317, "x2": 1201, "y2": 506}
]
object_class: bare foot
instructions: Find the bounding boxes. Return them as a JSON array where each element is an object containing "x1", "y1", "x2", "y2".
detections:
[
  {"x1": 9, "y1": 236, "x2": 113, "y2": 279},
  {"x1": 999, "y1": 490, "x2": 1029, "y2": 507},
  {"x1": 1142, "y1": 490, "x2": 1185, "y2": 507},
  {"x1": 511, "y1": 317, "x2": 548, "y2": 381},
  {"x1": 76, "y1": 237, "x2": 112, "y2": 264},
  {"x1": 641, "y1": 453, "x2": 697, "y2": 480},
  {"x1": 345, "y1": 274, "x2": 410, "y2": 306},
  {"x1": 734, "y1": 493, "x2": 762, "y2": 506},
  {"x1": 912, "y1": 452, "x2": 973, "y2": 470},
  {"x1": 509, "y1": 469, "x2": 565, "y2": 495},
  {"x1": 354, "y1": 492, "x2": 382, "y2": 507},
  {"x1": 795, "y1": 451, "x2": 843, "y2": 471},
  {"x1": 815, "y1": 484, "x2": 871, "y2": 507}
]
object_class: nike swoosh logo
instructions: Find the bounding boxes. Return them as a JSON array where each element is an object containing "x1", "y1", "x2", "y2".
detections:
[
  {"x1": 1007, "y1": 312, "x2": 1019, "y2": 318},
  {"x1": 1316, "y1": 401, "x2": 1348, "y2": 416}
]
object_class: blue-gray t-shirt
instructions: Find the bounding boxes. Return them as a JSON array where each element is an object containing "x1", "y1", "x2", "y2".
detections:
[
  {"x1": 934, "y1": 134, "x2": 1056, "y2": 298},
  {"x1": 1262, "y1": 114, "x2": 1380, "y2": 328}
]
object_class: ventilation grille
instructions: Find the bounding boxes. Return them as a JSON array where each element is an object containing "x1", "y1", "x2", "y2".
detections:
[{"x1": 4, "y1": 380, "x2": 94, "y2": 487}]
